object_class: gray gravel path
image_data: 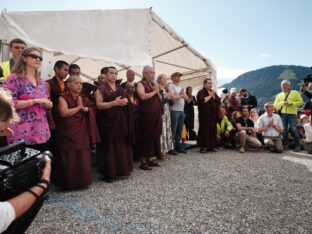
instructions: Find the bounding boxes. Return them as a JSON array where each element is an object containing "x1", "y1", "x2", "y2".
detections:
[{"x1": 27, "y1": 149, "x2": 312, "y2": 233}]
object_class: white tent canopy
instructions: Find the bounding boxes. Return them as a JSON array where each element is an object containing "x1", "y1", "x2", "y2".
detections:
[{"x1": 0, "y1": 9, "x2": 216, "y2": 89}]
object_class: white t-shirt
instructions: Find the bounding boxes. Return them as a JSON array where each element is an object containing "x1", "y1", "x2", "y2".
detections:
[
  {"x1": 168, "y1": 83, "x2": 185, "y2": 112},
  {"x1": 258, "y1": 113, "x2": 283, "y2": 137},
  {"x1": 0, "y1": 201, "x2": 16, "y2": 233},
  {"x1": 304, "y1": 123, "x2": 312, "y2": 142}
]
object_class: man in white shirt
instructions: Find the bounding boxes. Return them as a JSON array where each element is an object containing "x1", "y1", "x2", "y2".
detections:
[
  {"x1": 258, "y1": 102, "x2": 284, "y2": 153},
  {"x1": 168, "y1": 72, "x2": 190, "y2": 153},
  {"x1": 303, "y1": 118, "x2": 312, "y2": 154}
]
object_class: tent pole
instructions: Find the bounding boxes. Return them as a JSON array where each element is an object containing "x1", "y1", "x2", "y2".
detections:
[
  {"x1": 152, "y1": 45, "x2": 186, "y2": 59},
  {"x1": 40, "y1": 50, "x2": 54, "y2": 81}
]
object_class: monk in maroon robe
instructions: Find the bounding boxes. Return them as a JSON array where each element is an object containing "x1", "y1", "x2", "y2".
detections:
[
  {"x1": 197, "y1": 78, "x2": 221, "y2": 153},
  {"x1": 136, "y1": 66, "x2": 163, "y2": 170},
  {"x1": 95, "y1": 66, "x2": 134, "y2": 182},
  {"x1": 55, "y1": 76, "x2": 100, "y2": 189}
]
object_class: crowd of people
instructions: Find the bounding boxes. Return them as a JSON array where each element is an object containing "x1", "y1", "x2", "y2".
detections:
[
  {"x1": 2, "y1": 38, "x2": 312, "y2": 233},
  {"x1": 1, "y1": 38, "x2": 312, "y2": 191}
]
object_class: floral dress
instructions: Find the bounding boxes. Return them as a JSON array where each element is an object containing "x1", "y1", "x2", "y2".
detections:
[
  {"x1": 160, "y1": 89, "x2": 174, "y2": 153},
  {"x1": 4, "y1": 73, "x2": 51, "y2": 145}
]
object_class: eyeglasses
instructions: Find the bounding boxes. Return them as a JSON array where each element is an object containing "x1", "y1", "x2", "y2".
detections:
[
  {"x1": 13, "y1": 46, "x2": 26, "y2": 50},
  {"x1": 25, "y1": 54, "x2": 43, "y2": 61}
]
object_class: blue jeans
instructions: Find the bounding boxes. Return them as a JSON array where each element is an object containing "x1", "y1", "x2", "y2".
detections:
[
  {"x1": 170, "y1": 110, "x2": 185, "y2": 149},
  {"x1": 281, "y1": 113, "x2": 300, "y2": 147}
]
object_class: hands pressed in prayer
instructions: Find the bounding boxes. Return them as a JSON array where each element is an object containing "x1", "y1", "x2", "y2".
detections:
[
  {"x1": 115, "y1": 96, "x2": 128, "y2": 106},
  {"x1": 209, "y1": 90, "x2": 216, "y2": 99},
  {"x1": 152, "y1": 83, "x2": 160, "y2": 93}
]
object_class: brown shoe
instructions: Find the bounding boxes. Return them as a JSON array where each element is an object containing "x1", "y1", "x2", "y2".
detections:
[{"x1": 239, "y1": 147, "x2": 245, "y2": 153}]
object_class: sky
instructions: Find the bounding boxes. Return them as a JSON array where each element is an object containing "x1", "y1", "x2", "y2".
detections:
[{"x1": 1, "y1": 0, "x2": 311, "y2": 85}]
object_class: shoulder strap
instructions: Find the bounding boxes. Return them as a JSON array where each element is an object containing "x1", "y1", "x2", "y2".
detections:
[
  {"x1": 284, "y1": 90, "x2": 291, "y2": 101},
  {"x1": 280, "y1": 90, "x2": 292, "y2": 112}
]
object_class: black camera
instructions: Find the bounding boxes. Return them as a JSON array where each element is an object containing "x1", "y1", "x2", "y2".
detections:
[
  {"x1": 0, "y1": 141, "x2": 53, "y2": 201},
  {"x1": 303, "y1": 67, "x2": 312, "y2": 84}
]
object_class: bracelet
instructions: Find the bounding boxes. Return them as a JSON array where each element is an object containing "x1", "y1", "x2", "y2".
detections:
[
  {"x1": 39, "y1": 179, "x2": 50, "y2": 191},
  {"x1": 26, "y1": 188, "x2": 39, "y2": 199},
  {"x1": 35, "y1": 184, "x2": 48, "y2": 195}
]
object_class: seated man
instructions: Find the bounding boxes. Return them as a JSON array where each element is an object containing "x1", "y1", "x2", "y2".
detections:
[
  {"x1": 216, "y1": 107, "x2": 235, "y2": 148},
  {"x1": 258, "y1": 102, "x2": 284, "y2": 153},
  {"x1": 235, "y1": 107, "x2": 262, "y2": 153}
]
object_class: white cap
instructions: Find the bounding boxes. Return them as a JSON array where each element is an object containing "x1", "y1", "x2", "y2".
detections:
[{"x1": 300, "y1": 114, "x2": 308, "y2": 120}]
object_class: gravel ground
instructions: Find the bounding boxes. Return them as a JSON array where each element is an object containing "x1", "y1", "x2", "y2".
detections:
[{"x1": 27, "y1": 148, "x2": 312, "y2": 233}]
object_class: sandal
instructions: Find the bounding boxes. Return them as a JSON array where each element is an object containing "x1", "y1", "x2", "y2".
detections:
[{"x1": 160, "y1": 154, "x2": 171, "y2": 161}]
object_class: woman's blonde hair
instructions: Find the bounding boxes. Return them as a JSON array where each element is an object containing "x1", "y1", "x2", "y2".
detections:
[
  {"x1": 0, "y1": 88, "x2": 19, "y2": 123},
  {"x1": 11, "y1": 47, "x2": 41, "y2": 79}
]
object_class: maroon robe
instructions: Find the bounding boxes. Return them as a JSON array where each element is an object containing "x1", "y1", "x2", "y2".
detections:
[
  {"x1": 136, "y1": 79, "x2": 162, "y2": 158},
  {"x1": 197, "y1": 88, "x2": 221, "y2": 150},
  {"x1": 54, "y1": 91, "x2": 100, "y2": 189},
  {"x1": 46, "y1": 76, "x2": 65, "y2": 119},
  {"x1": 96, "y1": 83, "x2": 134, "y2": 178}
]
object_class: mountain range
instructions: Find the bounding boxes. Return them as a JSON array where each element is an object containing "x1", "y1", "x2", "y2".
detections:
[{"x1": 221, "y1": 65, "x2": 312, "y2": 108}]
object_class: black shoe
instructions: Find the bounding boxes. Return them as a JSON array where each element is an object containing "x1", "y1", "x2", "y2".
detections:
[
  {"x1": 139, "y1": 164, "x2": 153, "y2": 170},
  {"x1": 209, "y1": 148, "x2": 218, "y2": 152},
  {"x1": 149, "y1": 161, "x2": 161, "y2": 167},
  {"x1": 103, "y1": 177, "x2": 114, "y2": 183},
  {"x1": 168, "y1": 149, "x2": 178, "y2": 155},
  {"x1": 224, "y1": 144, "x2": 233, "y2": 149},
  {"x1": 176, "y1": 148, "x2": 187, "y2": 154}
]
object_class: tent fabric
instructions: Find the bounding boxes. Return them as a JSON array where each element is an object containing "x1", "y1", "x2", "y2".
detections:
[{"x1": 0, "y1": 9, "x2": 216, "y2": 89}]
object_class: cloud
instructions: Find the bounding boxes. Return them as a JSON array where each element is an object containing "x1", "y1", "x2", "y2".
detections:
[
  {"x1": 217, "y1": 68, "x2": 253, "y2": 86},
  {"x1": 258, "y1": 53, "x2": 272, "y2": 58}
]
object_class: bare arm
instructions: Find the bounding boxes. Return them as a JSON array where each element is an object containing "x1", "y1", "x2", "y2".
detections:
[
  {"x1": 8, "y1": 156, "x2": 51, "y2": 218},
  {"x1": 136, "y1": 83, "x2": 157, "y2": 101},
  {"x1": 15, "y1": 98, "x2": 53, "y2": 110},
  {"x1": 58, "y1": 96, "x2": 82, "y2": 117},
  {"x1": 235, "y1": 123, "x2": 253, "y2": 132},
  {"x1": 94, "y1": 89, "x2": 127, "y2": 110}
]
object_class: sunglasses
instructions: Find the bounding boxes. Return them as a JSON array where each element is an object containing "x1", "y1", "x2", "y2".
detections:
[
  {"x1": 13, "y1": 46, "x2": 26, "y2": 50},
  {"x1": 25, "y1": 54, "x2": 43, "y2": 61}
]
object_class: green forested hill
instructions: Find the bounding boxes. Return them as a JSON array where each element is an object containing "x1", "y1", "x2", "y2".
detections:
[{"x1": 221, "y1": 65, "x2": 311, "y2": 108}]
